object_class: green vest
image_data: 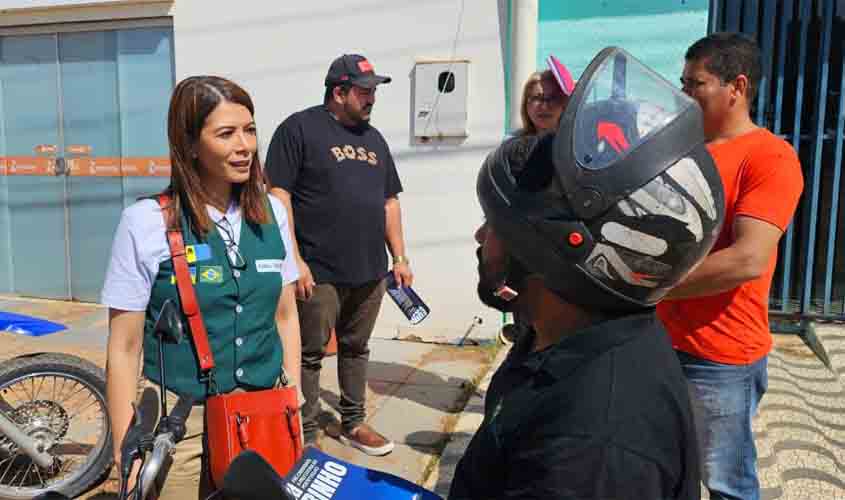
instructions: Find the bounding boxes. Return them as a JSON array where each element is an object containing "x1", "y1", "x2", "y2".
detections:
[{"x1": 144, "y1": 201, "x2": 286, "y2": 401}]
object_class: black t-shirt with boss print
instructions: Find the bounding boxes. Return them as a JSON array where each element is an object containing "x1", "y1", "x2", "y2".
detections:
[{"x1": 265, "y1": 105, "x2": 403, "y2": 286}]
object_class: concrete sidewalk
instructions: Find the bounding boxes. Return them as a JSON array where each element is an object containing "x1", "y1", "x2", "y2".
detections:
[
  {"x1": 304, "y1": 337, "x2": 498, "y2": 484},
  {"x1": 0, "y1": 295, "x2": 501, "y2": 498},
  {"x1": 425, "y1": 344, "x2": 509, "y2": 497}
]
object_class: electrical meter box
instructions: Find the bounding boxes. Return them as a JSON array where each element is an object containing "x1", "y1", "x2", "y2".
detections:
[{"x1": 412, "y1": 59, "x2": 470, "y2": 142}]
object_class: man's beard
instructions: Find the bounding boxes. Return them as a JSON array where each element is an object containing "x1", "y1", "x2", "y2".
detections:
[
  {"x1": 346, "y1": 103, "x2": 372, "y2": 127},
  {"x1": 476, "y1": 249, "x2": 527, "y2": 313}
]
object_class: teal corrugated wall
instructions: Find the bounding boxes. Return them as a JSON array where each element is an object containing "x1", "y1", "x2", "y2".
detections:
[{"x1": 537, "y1": 0, "x2": 709, "y2": 82}]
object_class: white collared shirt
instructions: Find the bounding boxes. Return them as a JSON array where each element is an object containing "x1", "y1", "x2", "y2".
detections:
[{"x1": 101, "y1": 194, "x2": 299, "y2": 312}]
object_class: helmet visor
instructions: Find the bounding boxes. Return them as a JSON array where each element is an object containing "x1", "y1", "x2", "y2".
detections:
[{"x1": 573, "y1": 50, "x2": 694, "y2": 171}]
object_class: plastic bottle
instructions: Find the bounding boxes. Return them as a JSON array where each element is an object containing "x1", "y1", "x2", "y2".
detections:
[{"x1": 385, "y1": 273, "x2": 430, "y2": 325}]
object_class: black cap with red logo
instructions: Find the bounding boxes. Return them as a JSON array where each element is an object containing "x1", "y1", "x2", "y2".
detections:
[{"x1": 325, "y1": 54, "x2": 392, "y2": 88}]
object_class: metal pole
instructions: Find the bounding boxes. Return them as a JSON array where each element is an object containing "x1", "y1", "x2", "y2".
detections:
[
  {"x1": 707, "y1": 0, "x2": 720, "y2": 34},
  {"x1": 800, "y1": 0, "x2": 834, "y2": 314},
  {"x1": 781, "y1": 0, "x2": 810, "y2": 313},
  {"x1": 822, "y1": 12, "x2": 845, "y2": 315},
  {"x1": 508, "y1": 0, "x2": 538, "y2": 133}
]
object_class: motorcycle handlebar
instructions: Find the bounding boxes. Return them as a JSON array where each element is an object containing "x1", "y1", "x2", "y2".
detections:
[
  {"x1": 133, "y1": 396, "x2": 194, "y2": 500},
  {"x1": 136, "y1": 432, "x2": 176, "y2": 500}
]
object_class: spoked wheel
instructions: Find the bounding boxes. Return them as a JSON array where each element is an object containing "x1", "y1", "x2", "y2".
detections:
[{"x1": 0, "y1": 354, "x2": 112, "y2": 499}]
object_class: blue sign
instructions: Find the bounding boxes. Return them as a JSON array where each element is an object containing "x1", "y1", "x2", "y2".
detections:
[{"x1": 282, "y1": 447, "x2": 442, "y2": 500}]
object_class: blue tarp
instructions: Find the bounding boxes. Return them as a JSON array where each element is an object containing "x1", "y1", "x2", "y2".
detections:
[{"x1": 0, "y1": 312, "x2": 67, "y2": 337}]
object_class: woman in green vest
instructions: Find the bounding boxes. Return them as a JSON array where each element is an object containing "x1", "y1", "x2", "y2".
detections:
[{"x1": 101, "y1": 76, "x2": 302, "y2": 499}]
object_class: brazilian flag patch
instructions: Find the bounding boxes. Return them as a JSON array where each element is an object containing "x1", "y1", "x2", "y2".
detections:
[{"x1": 199, "y1": 266, "x2": 224, "y2": 284}]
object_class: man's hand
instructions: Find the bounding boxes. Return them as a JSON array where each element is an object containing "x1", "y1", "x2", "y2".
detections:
[
  {"x1": 295, "y1": 257, "x2": 315, "y2": 301},
  {"x1": 392, "y1": 261, "x2": 414, "y2": 288}
]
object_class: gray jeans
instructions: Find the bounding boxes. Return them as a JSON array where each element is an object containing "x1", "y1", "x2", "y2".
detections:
[{"x1": 298, "y1": 279, "x2": 386, "y2": 434}]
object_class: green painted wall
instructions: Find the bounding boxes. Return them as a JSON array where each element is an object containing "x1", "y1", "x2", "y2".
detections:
[{"x1": 537, "y1": 0, "x2": 709, "y2": 84}]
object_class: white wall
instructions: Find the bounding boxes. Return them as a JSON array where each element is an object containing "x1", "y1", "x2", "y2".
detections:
[
  {"x1": 0, "y1": 0, "x2": 166, "y2": 9},
  {"x1": 170, "y1": 0, "x2": 509, "y2": 340}
]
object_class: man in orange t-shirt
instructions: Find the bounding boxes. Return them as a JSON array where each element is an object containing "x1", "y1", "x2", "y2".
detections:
[{"x1": 658, "y1": 33, "x2": 803, "y2": 500}]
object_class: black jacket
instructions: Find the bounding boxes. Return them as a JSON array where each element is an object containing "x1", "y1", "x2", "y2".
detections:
[{"x1": 449, "y1": 312, "x2": 700, "y2": 500}]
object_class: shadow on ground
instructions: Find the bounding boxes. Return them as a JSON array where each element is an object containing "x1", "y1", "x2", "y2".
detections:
[{"x1": 319, "y1": 360, "x2": 475, "y2": 412}]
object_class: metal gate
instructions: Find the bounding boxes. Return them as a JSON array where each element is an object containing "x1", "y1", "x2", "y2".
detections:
[{"x1": 710, "y1": 0, "x2": 845, "y2": 321}]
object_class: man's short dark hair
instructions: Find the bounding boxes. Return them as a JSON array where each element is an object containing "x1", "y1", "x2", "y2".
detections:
[
  {"x1": 323, "y1": 83, "x2": 350, "y2": 104},
  {"x1": 686, "y1": 32, "x2": 762, "y2": 102}
]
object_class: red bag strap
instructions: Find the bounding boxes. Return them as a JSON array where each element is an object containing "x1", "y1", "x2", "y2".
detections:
[
  {"x1": 158, "y1": 193, "x2": 216, "y2": 373},
  {"x1": 286, "y1": 406, "x2": 303, "y2": 459}
]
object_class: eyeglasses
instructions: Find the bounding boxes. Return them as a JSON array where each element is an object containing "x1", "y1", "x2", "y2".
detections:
[
  {"x1": 214, "y1": 218, "x2": 246, "y2": 270},
  {"x1": 527, "y1": 94, "x2": 564, "y2": 106}
]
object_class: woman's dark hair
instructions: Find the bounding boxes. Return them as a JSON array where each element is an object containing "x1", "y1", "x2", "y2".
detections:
[{"x1": 165, "y1": 75, "x2": 268, "y2": 235}]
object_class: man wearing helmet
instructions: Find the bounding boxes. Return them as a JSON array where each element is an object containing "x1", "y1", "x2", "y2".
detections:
[
  {"x1": 449, "y1": 48, "x2": 724, "y2": 499},
  {"x1": 661, "y1": 33, "x2": 804, "y2": 500}
]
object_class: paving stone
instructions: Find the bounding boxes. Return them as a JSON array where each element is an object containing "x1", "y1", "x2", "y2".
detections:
[
  {"x1": 426, "y1": 346, "x2": 508, "y2": 496},
  {"x1": 406, "y1": 345, "x2": 492, "y2": 388},
  {"x1": 369, "y1": 337, "x2": 438, "y2": 367},
  {"x1": 367, "y1": 382, "x2": 466, "y2": 448}
]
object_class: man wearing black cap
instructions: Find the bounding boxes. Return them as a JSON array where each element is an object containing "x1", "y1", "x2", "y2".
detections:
[{"x1": 265, "y1": 54, "x2": 412, "y2": 456}]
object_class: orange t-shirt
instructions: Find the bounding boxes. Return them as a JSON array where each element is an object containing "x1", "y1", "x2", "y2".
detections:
[{"x1": 656, "y1": 128, "x2": 804, "y2": 364}]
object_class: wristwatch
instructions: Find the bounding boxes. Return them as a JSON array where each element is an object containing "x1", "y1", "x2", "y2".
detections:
[{"x1": 393, "y1": 255, "x2": 410, "y2": 265}]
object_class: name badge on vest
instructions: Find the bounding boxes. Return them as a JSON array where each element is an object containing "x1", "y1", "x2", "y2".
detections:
[{"x1": 255, "y1": 259, "x2": 283, "y2": 273}]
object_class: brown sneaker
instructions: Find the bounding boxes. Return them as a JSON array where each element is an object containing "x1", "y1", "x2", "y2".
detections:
[{"x1": 339, "y1": 423, "x2": 395, "y2": 456}]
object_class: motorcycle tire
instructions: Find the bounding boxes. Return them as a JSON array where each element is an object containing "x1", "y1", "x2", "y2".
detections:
[{"x1": 0, "y1": 353, "x2": 112, "y2": 500}]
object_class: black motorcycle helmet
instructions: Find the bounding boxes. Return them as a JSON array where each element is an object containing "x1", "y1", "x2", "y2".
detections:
[{"x1": 478, "y1": 48, "x2": 725, "y2": 314}]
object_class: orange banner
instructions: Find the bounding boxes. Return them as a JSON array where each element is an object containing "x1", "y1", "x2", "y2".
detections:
[
  {"x1": 0, "y1": 156, "x2": 171, "y2": 177},
  {"x1": 68, "y1": 157, "x2": 122, "y2": 177},
  {"x1": 120, "y1": 157, "x2": 171, "y2": 177},
  {"x1": 3, "y1": 156, "x2": 54, "y2": 176}
]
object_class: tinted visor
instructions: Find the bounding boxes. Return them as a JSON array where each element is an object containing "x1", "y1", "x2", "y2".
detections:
[
  {"x1": 573, "y1": 50, "x2": 693, "y2": 171},
  {"x1": 554, "y1": 47, "x2": 706, "y2": 221}
]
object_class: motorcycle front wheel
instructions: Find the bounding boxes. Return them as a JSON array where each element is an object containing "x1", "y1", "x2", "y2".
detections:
[{"x1": 0, "y1": 353, "x2": 112, "y2": 499}]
